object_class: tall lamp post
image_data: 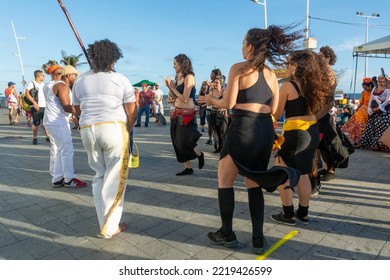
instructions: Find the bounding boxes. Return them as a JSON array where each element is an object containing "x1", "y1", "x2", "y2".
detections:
[
  {"x1": 356, "y1": 12, "x2": 380, "y2": 77},
  {"x1": 11, "y1": 20, "x2": 26, "y2": 87},
  {"x1": 250, "y1": 0, "x2": 267, "y2": 29}
]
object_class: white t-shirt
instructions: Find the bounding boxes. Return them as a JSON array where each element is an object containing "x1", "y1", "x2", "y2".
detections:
[
  {"x1": 43, "y1": 81, "x2": 71, "y2": 127},
  {"x1": 154, "y1": 89, "x2": 164, "y2": 103},
  {"x1": 26, "y1": 80, "x2": 46, "y2": 108},
  {"x1": 72, "y1": 70, "x2": 135, "y2": 126}
]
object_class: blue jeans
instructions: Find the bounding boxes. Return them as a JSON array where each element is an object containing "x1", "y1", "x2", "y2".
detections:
[{"x1": 137, "y1": 105, "x2": 150, "y2": 126}]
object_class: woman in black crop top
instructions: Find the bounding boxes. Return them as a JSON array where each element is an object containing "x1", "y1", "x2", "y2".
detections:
[
  {"x1": 271, "y1": 50, "x2": 334, "y2": 226},
  {"x1": 198, "y1": 26, "x2": 301, "y2": 254},
  {"x1": 165, "y1": 54, "x2": 204, "y2": 176}
]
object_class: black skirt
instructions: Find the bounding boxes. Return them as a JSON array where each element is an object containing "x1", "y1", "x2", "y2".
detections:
[
  {"x1": 170, "y1": 115, "x2": 202, "y2": 163},
  {"x1": 221, "y1": 109, "x2": 300, "y2": 192},
  {"x1": 277, "y1": 124, "x2": 320, "y2": 174}
]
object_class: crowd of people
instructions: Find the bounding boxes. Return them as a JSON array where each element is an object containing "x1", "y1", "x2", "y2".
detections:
[{"x1": 3, "y1": 25, "x2": 390, "y2": 252}]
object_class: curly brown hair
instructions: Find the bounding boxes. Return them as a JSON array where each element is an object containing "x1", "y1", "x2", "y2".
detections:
[
  {"x1": 319, "y1": 45, "x2": 337, "y2": 66},
  {"x1": 241, "y1": 25, "x2": 302, "y2": 75},
  {"x1": 287, "y1": 49, "x2": 334, "y2": 115},
  {"x1": 174, "y1": 54, "x2": 195, "y2": 78},
  {"x1": 87, "y1": 39, "x2": 123, "y2": 72}
]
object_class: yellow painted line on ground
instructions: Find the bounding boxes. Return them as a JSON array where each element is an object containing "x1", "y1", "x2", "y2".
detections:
[{"x1": 256, "y1": 230, "x2": 299, "y2": 260}]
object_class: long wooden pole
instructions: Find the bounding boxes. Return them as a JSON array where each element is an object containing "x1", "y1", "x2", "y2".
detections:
[{"x1": 57, "y1": 0, "x2": 92, "y2": 68}]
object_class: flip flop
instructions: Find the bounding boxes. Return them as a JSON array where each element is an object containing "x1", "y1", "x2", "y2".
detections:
[{"x1": 97, "y1": 223, "x2": 128, "y2": 239}]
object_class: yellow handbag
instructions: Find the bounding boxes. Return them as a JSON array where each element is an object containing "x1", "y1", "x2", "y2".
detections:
[{"x1": 128, "y1": 138, "x2": 139, "y2": 169}]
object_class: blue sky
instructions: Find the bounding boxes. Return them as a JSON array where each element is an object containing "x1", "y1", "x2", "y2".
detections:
[{"x1": 1, "y1": 0, "x2": 389, "y2": 95}]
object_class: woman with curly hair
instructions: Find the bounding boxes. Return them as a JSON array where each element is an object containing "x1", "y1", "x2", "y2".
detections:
[
  {"x1": 72, "y1": 39, "x2": 137, "y2": 238},
  {"x1": 341, "y1": 78, "x2": 373, "y2": 146},
  {"x1": 271, "y1": 49, "x2": 334, "y2": 225},
  {"x1": 164, "y1": 54, "x2": 204, "y2": 176},
  {"x1": 198, "y1": 26, "x2": 301, "y2": 254}
]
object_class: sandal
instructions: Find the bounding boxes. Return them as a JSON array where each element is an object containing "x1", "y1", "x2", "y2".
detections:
[{"x1": 97, "y1": 223, "x2": 128, "y2": 239}]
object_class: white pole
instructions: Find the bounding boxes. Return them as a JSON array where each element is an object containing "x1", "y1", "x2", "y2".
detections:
[
  {"x1": 263, "y1": 0, "x2": 267, "y2": 29},
  {"x1": 11, "y1": 20, "x2": 26, "y2": 87},
  {"x1": 365, "y1": 16, "x2": 368, "y2": 77},
  {"x1": 305, "y1": 0, "x2": 310, "y2": 39}
]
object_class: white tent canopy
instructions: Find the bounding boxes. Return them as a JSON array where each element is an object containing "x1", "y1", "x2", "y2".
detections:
[
  {"x1": 353, "y1": 35, "x2": 390, "y2": 58},
  {"x1": 352, "y1": 35, "x2": 390, "y2": 94}
]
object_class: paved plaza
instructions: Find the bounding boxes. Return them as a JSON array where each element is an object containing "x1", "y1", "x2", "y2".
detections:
[{"x1": 0, "y1": 107, "x2": 389, "y2": 260}]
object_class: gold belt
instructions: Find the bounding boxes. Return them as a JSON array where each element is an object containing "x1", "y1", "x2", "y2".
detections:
[{"x1": 80, "y1": 120, "x2": 126, "y2": 129}]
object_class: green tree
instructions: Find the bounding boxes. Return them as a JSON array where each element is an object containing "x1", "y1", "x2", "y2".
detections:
[{"x1": 60, "y1": 50, "x2": 88, "y2": 68}]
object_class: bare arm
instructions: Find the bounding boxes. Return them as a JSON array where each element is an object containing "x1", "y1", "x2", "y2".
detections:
[
  {"x1": 52, "y1": 83, "x2": 75, "y2": 114},
  {"x1": 166, "y1": 75, "x2": 195, "y2": 103},
  {"x1": 74, "y1": 105, "x2": 81, "y2": 117},
  {"x1": 124, "y1": 102, "x2": 137, "y2": 133},
  {"x1": 273, "y1": 81, "x2": 290, "y2": 120},
  {"x1": 203, "y1": 63, "x2": 241, "y2": 109}
]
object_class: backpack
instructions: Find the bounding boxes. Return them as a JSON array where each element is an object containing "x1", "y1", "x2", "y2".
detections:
[
  {"x1": 24, "y1": 82, "x2": 38, "y2": 105},
  {"x1": 20, "y1": 93, "x2": 31, "y2": 111}
]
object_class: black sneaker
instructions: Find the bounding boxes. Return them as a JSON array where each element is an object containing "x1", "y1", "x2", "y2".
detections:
[
  {"x1": 52, "y1": 178, "x2": 64, "y2": 188},
  {"x1": 270, "y1": 213, "x2": 296, "y2": 226},
  {"x1": 134, "y1": 124, "x2": 141, "y2": 127},
  {"x1": 318, "y1": 169, "x2": 327, "y2": 176},
  {"x1": 310, "y1": 177, "x2": 321, "y2": 197},
  {"x1": 320, "y1": 172, "x2": 336, "y2": 181},
  {"x1": 207, "y1": 228, "x2": 238, "y2": 248},
  {"x1": 176, "y1": 168, "x2": 193, "y2": 176},
  {"x1": 32, "y1": 138, "x2": 38, "y2": 145},
  {"x1": 295, "y1": 211, "x2": 310, "y2": 225},
  {"x1": 205, "y1": 139, "x2": 212, "y2": 145},
  {"x1": 252, "y1": 237, "x2": 266, "y2": 254},
  {"x1": 311, "y1": 187, "x2": 320, "y2": 197}
]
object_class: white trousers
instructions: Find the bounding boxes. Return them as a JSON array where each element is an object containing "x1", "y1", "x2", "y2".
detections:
[
  {"x1": 154, "y1": 101, "x2": 164, "y2": 115},
  {"x1": 80, "y1": 121, "x2": 129, "y2": 237},
  {"x1": 45, "y1": 123, "x2": 75, "y2": 183}
]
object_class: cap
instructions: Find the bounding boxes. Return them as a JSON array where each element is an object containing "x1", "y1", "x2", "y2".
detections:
[
  {"x1": 8, "y1": 82, "x2": 15, "y2": 87},
  {"x1": 62, "y1": 65, "x2": 80, "y2": 76},
  {"x1": 142, "y1": 83, "x2": 147, "y2": 87},
  {"x1": 47, "y1": 65, "x2": 62, "y2": 74}
]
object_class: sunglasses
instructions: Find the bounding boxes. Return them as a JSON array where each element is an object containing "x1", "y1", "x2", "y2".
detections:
[{"x1": 53, "y1": 72, "x2": 62, "y2": 76}]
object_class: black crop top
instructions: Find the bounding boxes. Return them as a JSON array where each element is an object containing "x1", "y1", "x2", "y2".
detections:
[
  {"x1": 236, "y1": 71, "x2": 273, "y2": 105},
  {"x1": 284, "y1": 81, "x2": 308, "y2": 118},
  {"x1": 176, "y1": 82, "x2": 196, "y2": 98}
]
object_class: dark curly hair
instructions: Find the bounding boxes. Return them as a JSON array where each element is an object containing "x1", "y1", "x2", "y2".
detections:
[
  {"x1": 87, "y1": 39, "x2": 123, "y2": 72},
  {"x1": 319, "y1": 45, "x2": 337, "y2": 66},
  {"x1": 241, "y1": 25, "x2": 302, "y2": 75},
  {"x1": 174, "y1": 54, "x2": 194, "y2": 78},
  {"x1": 288, "y1": 49, "x2": 334, "y2": 115}
]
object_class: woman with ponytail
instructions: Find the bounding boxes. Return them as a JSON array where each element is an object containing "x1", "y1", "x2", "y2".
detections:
[{"x1": 198, "y1": 26, "x2": 301, "y2": 254}]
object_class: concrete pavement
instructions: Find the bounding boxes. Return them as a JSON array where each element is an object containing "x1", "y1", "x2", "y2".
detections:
[{"x1": 0, "y1": 107, "x2": 389, "y2": 260}]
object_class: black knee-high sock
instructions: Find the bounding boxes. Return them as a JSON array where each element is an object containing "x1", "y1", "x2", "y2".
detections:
[
  {"x1": 248, "y1": 187, "x2": 264, "y2": 240},
  {"x1": 218, "y1": 188, "x2": 235, "y2": 236}
]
